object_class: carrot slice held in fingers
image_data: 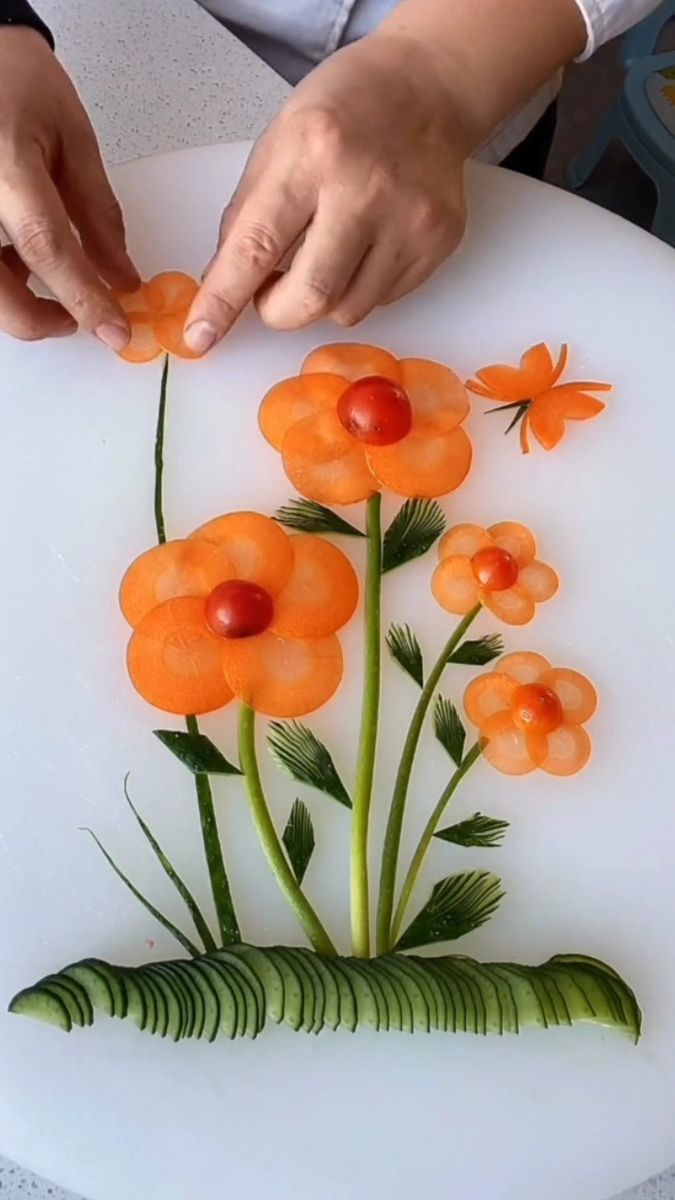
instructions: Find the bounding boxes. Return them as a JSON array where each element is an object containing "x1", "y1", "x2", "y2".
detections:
[
  {"x1": 190, "y1": 512, "x2": 294, "y2": 596},
  {"x1": 117, "y1": 314, "x2": 163, "y2": 364},
  {"x1": 154, "y1": 312, "x2": 205, "y2": 360},
  {"x1": 431, "y1": 555, "x2": 480, "y2": 615},
  {"x1": 367, "y1": 426, "x2": 472, "y2": 498},
  {"x1": 127, "y1": 597, "x2": 234, "y2": 715},
  {"x1": 271, "y1": 535, "x2": 359, "y2": 638},
  {"x1": 145, "y1": 271, "x2": 198, "y2": 314},
  {"x1": 464, "y1": 672, "x2": 519, "y2": 728},
  {"x1": 221, "y1": 631, "x2": 343, "y2": 717},
  {"x1": 398, "y1": 358, "x2": 470, "y2": 434},
  {"x1": 259, "y1": 373, "x2": 348, "y2": 450},
  {"x1": 120, "y1": 539, "x2": 236, "y2": 627},
  {"x1": 114, "y1": 283, "x2": 154, "y2": 315},
  {"x1": 282, "y1": 410, "x2": 377, "y2": 505},
  {"x1": 302, "y1": 343, "x2": 402, "y2": 383}
]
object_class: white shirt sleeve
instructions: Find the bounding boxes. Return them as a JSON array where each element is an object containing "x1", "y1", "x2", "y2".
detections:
[{"x1": 572, "y1": 0, "x2": 666, "y2": 60}]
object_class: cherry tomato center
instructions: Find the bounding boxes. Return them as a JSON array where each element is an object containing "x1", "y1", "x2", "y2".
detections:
[
  {"x1": 471, "y1": 546, "x2": 519, "y2": 591},
  {"x1": 337, "y1": 375, "x2": 413, "y2": 446},
  {"x1": 204, "y1": 580, "x2": 274, "y2": 639},
  {"x1": 511, "y1": 684, "x2": 563, "y2": 735}
]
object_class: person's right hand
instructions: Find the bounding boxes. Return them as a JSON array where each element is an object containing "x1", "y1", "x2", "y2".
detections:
[{"x1": 0, "y1": 26, "x2": 139, "y2": 346}]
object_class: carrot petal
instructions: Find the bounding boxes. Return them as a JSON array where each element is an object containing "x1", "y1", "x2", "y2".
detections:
[
  {"x1": 496, "y1": 651, "x2": 551, "y2": 684},
  {"x1": 398, "y1": 358, "x2": 469, "y2": 433},
  {"x1": 529, "y1": 399, "x2": 566, "y2": 450},
  {"x1": 127, "y1": 596, "x2": 234, "y2": 715},
  {"x1": 270, "y1": 534, "x2": 359, "y2": 638},
  {"x1": 518, "y1": 560, "x2": 559, "y2": 603},
  {"x1": 259, "y1": 373, "x2": 348, "y2": 451},
  {"x1": 538, "y1": 668, "x2": 598, "y2": 725},
  {"x1": 438, "y1": 523, "x2": 492, "y2": 560},
  {"x1": 464, "y1": 672, "x2": 519, "y2": 730},
  {"x1": 120, "y1": 539, "x2": 236, "y2": 627},
  {"x1": 117, "y1": 314, "x2": 162, "y2": 364},
  {"x1": 367, "y1": 426, "x2": 472, "y2": 499},
  {"x1": 221, "y1": 631, "x2": 343, "y2": 717},
  {"x1": 488, "y1": 522, "x2": 536, "y2": 568},
  {"x1": 480, "y1": 711, "x2": 540, "y2": 775},
  {"x1": 431, "y1": 555, "x2": 480, "y2": 615},
  {"x1": 189, "y1": 512, "x2": 294, "y2": 597},
  {"x1": 534, "y1": 724, "x2": 592, "y2": 776},
  {"x1": 282, "y1": 410, "x2": 376, "y2": 505},
  {"x1": 481, "y1": 583, "x2": 535, "y2": 626},
  {"x1": 154, "y1": 312, "x2": 205, "y2": 360},
  {"x1": 301, "y1": 343, "x2": 401, "y2": 382},
  {"x1": 145, "y1": 271, "x2": 198, "y2": 315}
]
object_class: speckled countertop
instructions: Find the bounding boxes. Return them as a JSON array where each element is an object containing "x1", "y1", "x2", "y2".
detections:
[{"x1": 0, "y1": 1, "x2": 671, "y2": 1198}]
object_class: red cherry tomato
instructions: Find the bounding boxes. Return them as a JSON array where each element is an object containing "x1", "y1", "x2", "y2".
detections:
[
  {"x1": 205, "y1": 580, "x2": 274, "y2": 639},
  {"x1": 511, "y1": 684, "x2": 563, "y2": 735},
  {"x1": 337, "y1": 375, "x2": 412, "y2": 446},
  {"x1": 471, "y1": 546, "x2": 519, "y2": 592}
]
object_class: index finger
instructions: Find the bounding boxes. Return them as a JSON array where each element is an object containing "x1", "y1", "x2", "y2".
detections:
[
  {"x1": 185, "y1": 184, "x2": 312, "y2": 354},
  {"x1": 1, "y1": 156, "x2": 131, "y2": 348}
]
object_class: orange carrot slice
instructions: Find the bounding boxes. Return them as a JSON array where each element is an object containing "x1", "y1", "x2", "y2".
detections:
[
  {"x1": 282, "y1": 410, "x2": 376, "y2": 505},
  {"x1": 271, "y1": 534, "x2": 359, "y2": 638},
  {"x1": 127, "y1": 596, "x2": 234, "y2": 715},
  {"x1": 550, "y1": 344, "x2": 569, "y2": 386},
  {"x1": 367, "y1": 426, "x2": 472, "y2": 499},
  {"x1": 189, "y1": 512, "x2": 294, "y2": 596},
  {"x1": 535, "y1": 723, "x2": 592, "y2": 776},
  {"x1": 438, "y1": 524, "x2": 492, "y2": 560},
  {"x1": 464, "y1": 672, "x2": 519, "y2": 729},
  {"x1": 120, "y1": 539, "x2": 236, "y2": 628},
  {"x1": 431, "y1": 555, "x2": 479, "y2": 615},
  {"x1": 154, "y1": 312, "x2": 204, "y2": 360},
  {"x1": 480, "y1": 711, "x2": 540, "y2": 775},
  {"x1": 145, "y1": 271, "x2": 198, "y2": 315},
  {"x1": 518, "y1": 561, "x2": 559, "y2": 603},
  {"x1": 259, "y1": 374, "x2": 348, "y2": 451},
  {"x1": 547, "y1": 387, "x2": 607, "y2": 420},
  {"x1": 302, "y1": 343, "x2": 402, "y2": 383},
  {"x1": 117, "y1": 314, "x2": 163, "y2": 364},
  {"x1": 398, "y1": 358, "x2": 469, "y2": 434},
  {"x1": 473, "y1": 343, "x2": 554, "y2": 403},
  {"x1": 221, "y1": 631, "x2": 343, "y2": 717},
  {"x1": 481, "y1": 583, "x2": 535, "y2": 626},
  {"x1": 528, "y1": 399, "x2": 566, "y2": 451},
  {"x1": 114, "y1": 283, "x2": 154, "y2": 315},
  {"x1": 538, "y1": 668, "x2": 597, "y2": 725},
  {"x1": 488, "y1": 522, "x2": 536, "y2": 568},
  {"x1": 497, "y1": 651, "x2": 551, "y2": 684}
]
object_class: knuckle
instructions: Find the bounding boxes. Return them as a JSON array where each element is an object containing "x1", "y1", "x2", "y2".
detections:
[
  {"x1": 14, "y1": 217, "x2": 64, "y2": 268},
  {"x1": 302, "y1": 107, "x2": 347, "y2": 164},
  {"x1": 409, "y1": 195, "x2": 447, "y2": 239},
  {"x1": 234, "y1": 223, "x2": 282, "y2": 272},
  {"x1": 331, "y1": 305, "x2": 363, "y2": 328},
  {"x1": 297, "y1": 277, "x2": 334, "y2": 320}
]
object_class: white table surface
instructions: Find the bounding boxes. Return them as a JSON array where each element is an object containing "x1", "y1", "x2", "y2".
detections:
[{"x1": 0, "y1": 3, "x2": 672, "y2": 1200}]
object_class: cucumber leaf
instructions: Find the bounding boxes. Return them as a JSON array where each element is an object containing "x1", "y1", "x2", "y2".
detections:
[
  {"x1": 395, "y1": 870, "x2": 504, "y2": 951},
  {"x1": 275, "y1": 497, "x2": 364, "y2": 537},
  {"x1": 386, "y1": 623, "x2": 424, "y2": 688},
  {"x1": 435, "y1": 812, "x2": 510, "y2": 849},
  {"x1": 382, "y1": 499, "x2": 446, "y2": 573},
  {"x1": 268, "y1": 721, "x2": 351, "y2": 808},
  {"x1": 11, "y1": 945, "x2": 641, "y2": 1042},
  {"x1": 282, "y1": 800, "x2": 316, "y2": 885},
  {"x1": 154, "y1": 729, "x2": 242, "y2": 776},
  {"x1": 433, "y1": 695, "x2": 465, "y2": 766},
  {"x1": 449, "y1": 634, "x2": 503, "y2": 667}
]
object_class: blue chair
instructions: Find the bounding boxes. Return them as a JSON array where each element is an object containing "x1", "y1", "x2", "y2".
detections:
[{"x1": 567, "y1": 4, "x2": 675, "y2": 245}]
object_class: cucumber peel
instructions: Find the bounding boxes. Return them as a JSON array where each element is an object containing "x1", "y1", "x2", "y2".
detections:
[{"x1": 9, "y1": 946, "x2": 641, "y2": 1043}]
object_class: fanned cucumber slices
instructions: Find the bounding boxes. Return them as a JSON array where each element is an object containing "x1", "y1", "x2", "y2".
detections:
[{"x1": 9, "y1": 945, "x2": 640, "y2": 1042}]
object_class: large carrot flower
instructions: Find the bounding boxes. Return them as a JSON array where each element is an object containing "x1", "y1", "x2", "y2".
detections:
[
  {"x1": 259, "y1": 342, "x2": 472, "y2": 504},
  {"x1": 120, "y1": 512, "x2": 358, "y2": 717},
  {"x1": 464, "y1": 652, "x2": 597, "y2": 776},
  {"x1": 432, "y1": 521, "x2": 558, "y2": 625},
  {"x1": 466, "y1": 342, "x2": 612, "y2": 453},
  {"x1": 114, "y1": 272, "x2": 202, "y2": 363}
]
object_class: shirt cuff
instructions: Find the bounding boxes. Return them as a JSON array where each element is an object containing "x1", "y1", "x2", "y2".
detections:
[{"x1": 571, "y1": 0, "x2": 605, "y2": 61}]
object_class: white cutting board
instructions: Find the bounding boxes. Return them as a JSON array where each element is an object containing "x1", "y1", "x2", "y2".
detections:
[{"x1": 0, "y1": 143, "x2": 674, "y2": 1200}]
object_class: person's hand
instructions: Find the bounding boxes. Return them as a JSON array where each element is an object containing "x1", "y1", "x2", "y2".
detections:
[
  {"x1": 0, "y1": 27, "x2": 138, "y2": 345},
  {"x1": 186, "y1": 32, "x2": 470, "y2": 352}
]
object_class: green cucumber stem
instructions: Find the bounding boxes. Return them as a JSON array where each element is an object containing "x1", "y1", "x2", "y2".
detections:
[
  {"x1": 350, "y1": 493, "x2": 383, "y2": 958},
  {"x1": 186, "y1": 715, "x2": 241, "y2": 946},
  {"x1": 238, "y1": 705, "x2": 337, "y2": 956},
  {"x1": 375, "y1": 603, "x2": 481, "y2": 954},
  {"x1": 154, "y1": 354, "x2": 170, "y2": 545},
  {"x1": 391, "y1": 741, "x2": 483, "y2": 946}
]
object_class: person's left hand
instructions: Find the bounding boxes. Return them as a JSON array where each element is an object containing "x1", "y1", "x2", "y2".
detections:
[{"x1": 185, "y1": 31, "x2": 470, "y2": 353}]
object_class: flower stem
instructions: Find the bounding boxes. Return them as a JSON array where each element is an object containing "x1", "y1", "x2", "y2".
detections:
[
  {"x1": 186, "y1": 715, "x2": 241, "y2": 946},
  {"x1": 154, "y1": 354, "x2": 170, "y2": 545},
  {"x1": 375, "y1": 603, "x2": 481, "y2": 954},
  {"x1": 390, "y1": 742, "x2": 483, "y2": 947},
  {"x1": 238, "y1": 705, "x2": 337, "y2": 956},
  {"x1": 350, "y1": 493, "x2": 383, "y2": 958}
]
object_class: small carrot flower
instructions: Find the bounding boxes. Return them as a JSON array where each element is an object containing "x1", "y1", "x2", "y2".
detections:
[
  {"x1": 432, "y1": 521, "x2": 558, "y2": 625},
  {"x1": 259, "y1": 342, "x2": 472, "y2": 504},
  {"x1": 466, "y1": 342, "x2": 612, "y2": 453},
  {"x1": 464, "y1": 652, "x2": 598, "y2": 776},
  {"x1": 114, "y1": 272, "x2": 202, "y2": 363}
]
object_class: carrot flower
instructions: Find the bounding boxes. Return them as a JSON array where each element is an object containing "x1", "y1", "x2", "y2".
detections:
[
  {"x1": 259, "y1": 342, "x2": 472, "y2": 504},
  {"x1": 466, "y1": 342, "x2": 612, "y2": 453},
  {"x1": 120, "y1": 512, "x2": 358, "y2": 717},
  {"x1": 464, "y1": 652, "x2": 597, "y2": 776},
  {"x1": 114, "y1": 272, "x2": 202, "y2": 363},
  {"x1": 432, "y1": 521, "x2": 558, "y2": 625}
]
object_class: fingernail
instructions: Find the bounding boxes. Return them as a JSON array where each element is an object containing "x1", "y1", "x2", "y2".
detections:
[
  {"x1": 96, "y1": 322, "x2": 130, "y2": 351},
  {"x1": 185, "y1": 320, "x2": 218, "y2": 354}
]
